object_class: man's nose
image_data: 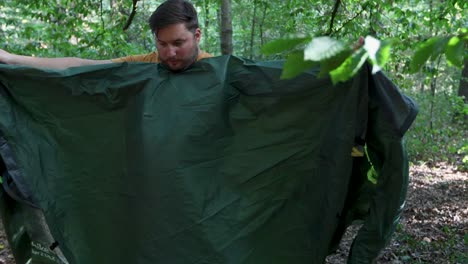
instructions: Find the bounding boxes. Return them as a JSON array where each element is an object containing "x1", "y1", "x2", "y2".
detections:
[{"x1": 167, "y1": 45, "x2": 177, "y2": 57}]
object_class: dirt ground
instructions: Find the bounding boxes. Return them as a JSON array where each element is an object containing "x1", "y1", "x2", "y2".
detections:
[
  {"x1": 0, "y1": 163, "x2": 466, "y2": 264},
  {"x1": 0, "y1": 222, "x2": 14, "y2": 264},
  {"x1": 327, "y1": 163, "x2": 467, "y2": 264}
]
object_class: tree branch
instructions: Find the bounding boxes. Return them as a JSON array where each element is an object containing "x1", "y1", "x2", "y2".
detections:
[
  {"x1": 331, "y1": 3, "x2": 368, "y2": 36},
  {"x1": 327, "y1": 0, "x2": 341, "y2": 35},
  {"x1": 123, "y1": 0, "x2": 139, "y2": 31}
]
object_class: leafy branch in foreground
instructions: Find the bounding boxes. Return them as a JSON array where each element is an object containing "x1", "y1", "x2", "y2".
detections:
[
  {"x1": 410, "y1": 29, "x2": 467, "y2": 73},
  {"x1": 261, "y1": 28, "x2": 467, "y2": 84}
]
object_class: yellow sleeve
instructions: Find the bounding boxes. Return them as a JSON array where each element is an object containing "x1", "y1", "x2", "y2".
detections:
[
  {"x1": 111, "y1": 50, "x2": 213, "y2": 63},
  {"x1": 197, "y1": 51, "x2": 213, "y2": 61}
]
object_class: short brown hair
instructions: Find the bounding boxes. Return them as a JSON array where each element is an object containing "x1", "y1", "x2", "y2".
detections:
[{"x1": 148, "y1": 0, "x2": 199, "y2": 36}]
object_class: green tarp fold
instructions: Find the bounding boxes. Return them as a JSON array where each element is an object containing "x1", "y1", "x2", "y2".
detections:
[{"x1": 0, "y1": 55, "x2": 417, "y2": 264}]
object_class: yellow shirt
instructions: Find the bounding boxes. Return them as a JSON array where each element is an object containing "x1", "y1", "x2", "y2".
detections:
[{"x1": 111, "y1": 51, "x2": 213, "y2": 63}]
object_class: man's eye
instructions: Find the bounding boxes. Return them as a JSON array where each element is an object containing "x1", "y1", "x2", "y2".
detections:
[
  {"x1": 158, "y1": 42, "x2": 167, "y2": 47},
  {"x1": 174, "y1": 41, "x2": 184, "y2": 47}
]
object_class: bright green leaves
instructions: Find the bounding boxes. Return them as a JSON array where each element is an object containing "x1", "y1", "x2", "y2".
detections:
[
  {"x1": 318, "y1": 48, "x2": 353, "y2": 78},
  {"x1": 363, "y1": 36, "x2": 381, "y2": 73},
  {"x1": 445, "y1": 36, "x2": 465, "y2": 67},
  {"x1": 410, "y1": 37, "x2": 450, "y2": 73},
  {"x1": 260, "y1": 36, "x2": 312, "y2": 55},
  {"x1": 262, "y1": 35, "x2": 393, "y2": 84},
  {"x1": 302, "y1": 35, "x2": 391, "y2": 84},
  {"x1": 302, "y1": 36, "x2": 358, "y2": 83},
  {"x1": 262, "y1": 30, "x2": 467, "y2": 84},
  {"x1": 367, "y1": 166, "x2": 378, "y2": 185},
  {"x1": 260, "y1": 36, "x2": 316, "y2": 79},
  {"x1": 375, "y1": 39, "x2": 394, "y2": 70},
  {"x1": 410, "y1": 30, "x2": 467, "y2": 73},
  {"x1": 363, "y1": 36, "x2": 394, "y2": 74},
  {"x1": 281, "y1": 52, "x2": 318, "y2": 79},
  {"x1": 304, "y1": 37, "x2": 345, "y2": 61},
  {"x1": 330, "y1": 48, "x2": 368, "y2": 84}
]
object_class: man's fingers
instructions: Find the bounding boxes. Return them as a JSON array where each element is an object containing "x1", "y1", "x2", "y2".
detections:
[{"x1": 353, "y1": 36, "x2": 365, "y2": 51}]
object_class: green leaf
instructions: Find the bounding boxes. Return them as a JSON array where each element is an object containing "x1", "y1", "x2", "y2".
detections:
[
  {"x1": 318, "y1": 49, "x2": 353, "y2": 78},
  {"x1": 280, "y1": 51, "x2": 318, "y2": 79},
  {"x1": 409, "y1": 39, "x2": 435, "y2": 73},
  {"x1": 304, "y1": 36, "x2": 346, "y2": 61},
  {"x1": 261, "y1": 36, "x2": 312, "y2": 55},
  {"x1": 376, "y1": 38, "x2": 394, "y2": 67},
  {"x1": 363, "y1": 36, "x2": 382, "y2": 73},
  {"x1": 445, "y1": 36, "x2": 464, "y2": 67},
  {"x1": 410, "y1": 37, "x2": 449, "y2": 73},
  {"x1": 363, "y1": 37, "x2": 394, "y2": 74},
  {"x1": 330, "y1": 49, "x2": 368, "y2": 84},
  {"x1": 431, "y1": 37, "x2": 450, "y2": 61},
  {"x1": 367, "y1": 166, "x2": 378, "y2": 184}
]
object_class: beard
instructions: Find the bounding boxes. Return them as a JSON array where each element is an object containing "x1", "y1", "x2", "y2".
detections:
[{"x1": 160, "y1": 44, "x2": 199, "y2": 73}]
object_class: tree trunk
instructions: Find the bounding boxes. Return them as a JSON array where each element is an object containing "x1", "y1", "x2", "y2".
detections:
[
  {"x1": 109, "y1": 0, "x2": 115, "y2": 17},
  {"x1": 249, "y1": 0, "x2": 257, "y2": 59},
  {"x1": 458, "y1": 59, "x2": 468, "y2": 104},
  {"x1": 259, "y1": 2, "x2": 268, "y2": 49},
  {"x1": 429, "y1": 58, "x2": 441, "y2": 130},
  {"x1": 220, "y1": 0, "x2": 233, "y2": 55},
  {"x1": 203, "y1": 0, "x2": 210, "y2": 49}
]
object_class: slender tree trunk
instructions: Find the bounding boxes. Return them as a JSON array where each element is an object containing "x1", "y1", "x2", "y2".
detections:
[
  {"x1": 420, "y1": 71, "x2": 425, "y2": 92},
  {"x1": 456, "y1": 58, "x2": 468, "y2": 121},
  {"x1": 429, "y1": 74, "x2": 436, "y2": 130},
  {"x1": 458, "y1": 59, "x2": 468, "y2": 104},
  {"x1": 259, "y1": 2, "x2": 268, "y2": 49},
  {"x1": 427, "y1": 0, "x2": 437, "y2": 130},
  {"x1": 109, "y1": 0, "x2": 115, "y2": 18},
  {"x1": 249, "y1": 0, "x2": 257, "y2": 59},
  {"x1": 429, "y1": 58, "x2": 441, "y2": 130},
  {"x1": 203, "y1": 0, "x2": 210, "y2": 50},
  {"x1": 220, "y1": 0, "x2": 233, "y2": 55},
  {"x1": 100, "y1": 0, "x2": 105, "y2": 29}
]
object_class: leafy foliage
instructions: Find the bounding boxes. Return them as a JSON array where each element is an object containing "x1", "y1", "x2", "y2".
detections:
[
  {"x1": 329, "y1": 48, "x2": 367, "y2": 84},
  {"x1": 445, "y1": 34, "x2": 466, "y2": 67},
  {"x1": 281, "y1": 51, "x2": 317, "y2": 79},
  {"x1": 261, "y1": 36, "x2": 311, "y2": 55},
  {"x1": 261, "y1": 30, "x2": 467, "y2": 83},
  {"x1": 1, "y1": 0, "x2": 154, "y2": 59},
  {"x1": 404, "y1": 89, "x2": 467, "y2": 168},
  {"x1": 409, "y1": 31, "x2": 468, "y2": 73}
]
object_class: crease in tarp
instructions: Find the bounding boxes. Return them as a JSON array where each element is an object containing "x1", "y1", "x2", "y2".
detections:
[{"x1": 0, "y1": 134, "x2": 37, "y2": 208}]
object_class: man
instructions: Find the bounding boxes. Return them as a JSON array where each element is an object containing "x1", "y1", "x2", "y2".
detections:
[
  {"x1": 0, "y1": 0, "x2": 211, "y2": 71},
  {"x1": 0, "y1": 3, "x2": 211, "y2": 262}
]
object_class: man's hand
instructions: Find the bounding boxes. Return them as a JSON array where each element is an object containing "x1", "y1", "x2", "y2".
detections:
[{"x1": 353, "y1": 36, "x2": 365, "y2": 51}]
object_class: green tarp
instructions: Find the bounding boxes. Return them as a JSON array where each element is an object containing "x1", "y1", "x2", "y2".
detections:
[{"x1": 0, "y1": 55, "x2": 417, "y2": 264}]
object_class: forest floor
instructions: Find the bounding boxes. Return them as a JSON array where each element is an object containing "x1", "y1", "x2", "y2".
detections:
[
  {"x1": 0, "y1": 163, "x2": 466, "y2": 264},
  {"x1": 327, "y1": 162, "x2": 467, "y2": 264}
]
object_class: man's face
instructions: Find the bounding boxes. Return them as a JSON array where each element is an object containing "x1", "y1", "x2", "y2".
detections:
[{"x1": 155, "y1": 23, "x2": 201, "y2": 72}]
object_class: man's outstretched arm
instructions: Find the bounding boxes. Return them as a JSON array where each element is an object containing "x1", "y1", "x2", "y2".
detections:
[{"x1": 0, "y1": 49, "x2": 113, "y2": 69}]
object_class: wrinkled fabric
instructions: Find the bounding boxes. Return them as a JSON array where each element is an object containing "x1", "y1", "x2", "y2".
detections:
[{"x1": 0, "y1": 55, "x2": 417, "y2": 264}]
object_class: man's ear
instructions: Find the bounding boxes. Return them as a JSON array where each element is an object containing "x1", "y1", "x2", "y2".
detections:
[{"x1": 194, "y1": 28, "x2": 201, "y2": 43}]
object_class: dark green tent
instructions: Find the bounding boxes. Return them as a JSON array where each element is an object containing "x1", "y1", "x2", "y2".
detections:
[{"x1": 0, "y1": 55, "x2": 417, "y2": 264}]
